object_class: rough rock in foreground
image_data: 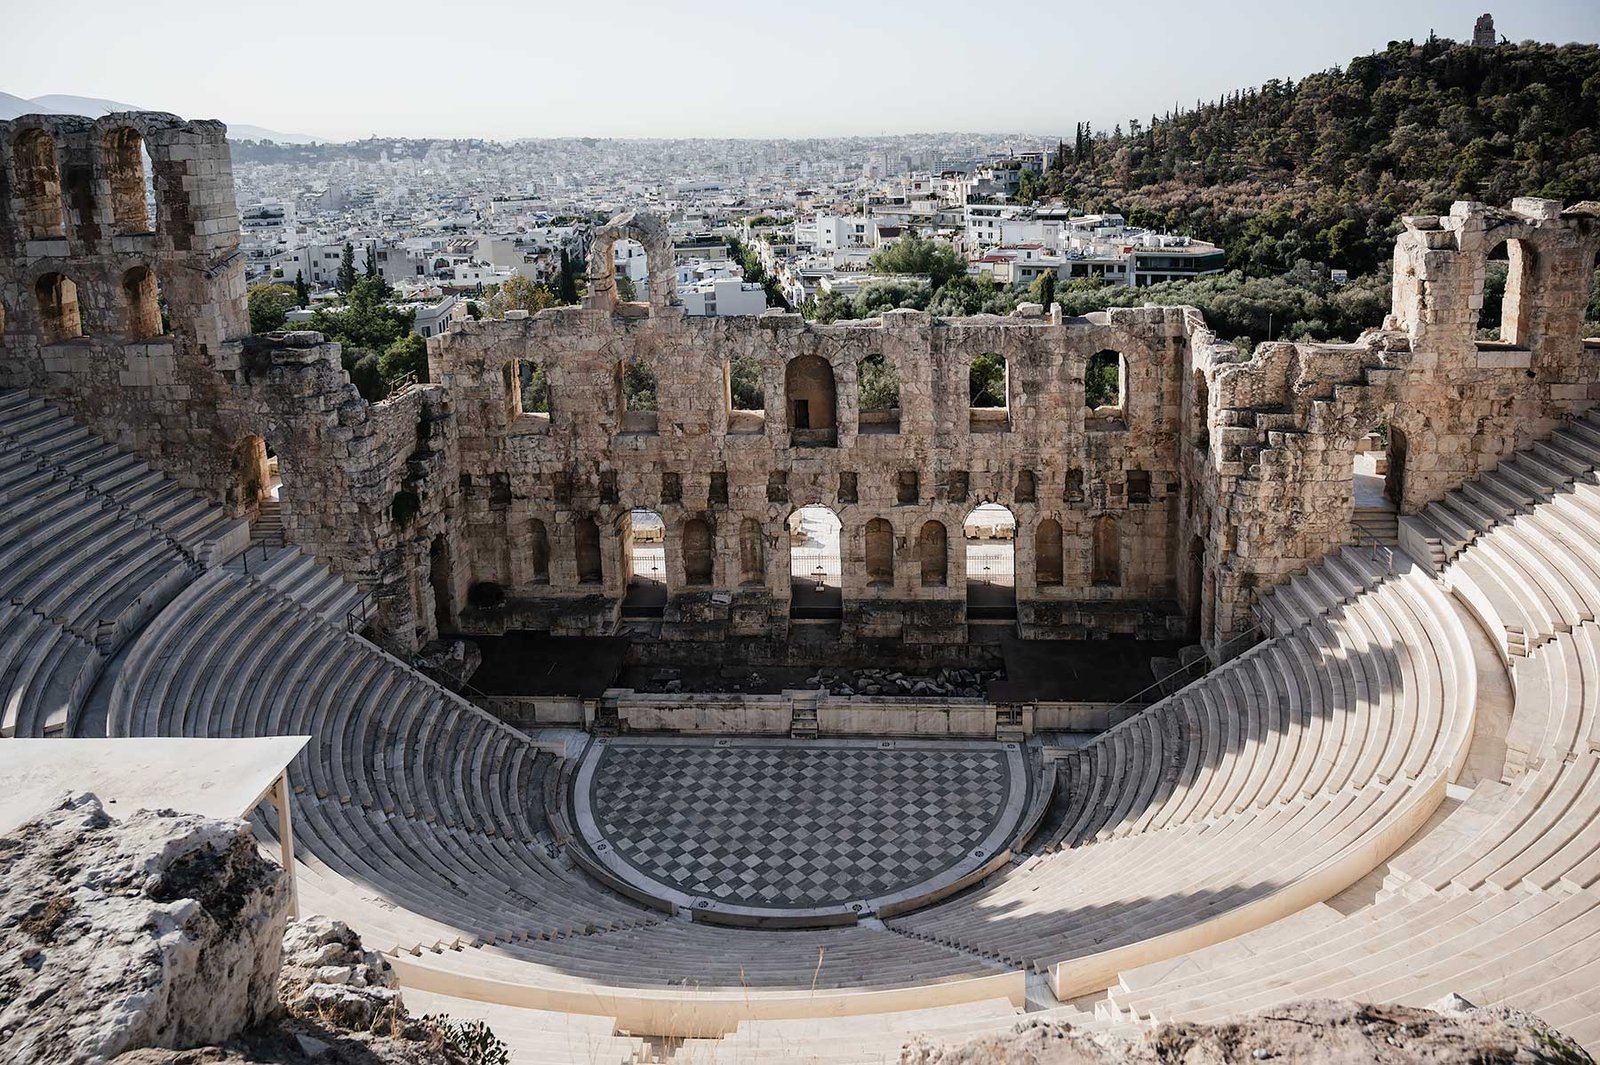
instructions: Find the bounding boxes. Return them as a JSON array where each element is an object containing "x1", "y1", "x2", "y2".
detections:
[
  {"x1": 0, "y1": 797, "x2": 476, "y2": 1065},
  {"x1": 903, "y1": 999, "x2": 1593, "y2": 1065},
  {"x1": 0, "y1": 795, "x2": 289, "y2": 1064}
]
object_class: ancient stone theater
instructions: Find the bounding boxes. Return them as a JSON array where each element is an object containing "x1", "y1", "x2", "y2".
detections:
[{"x1": 4, "y1": 111, "x2": 1600, "y2": 1058}]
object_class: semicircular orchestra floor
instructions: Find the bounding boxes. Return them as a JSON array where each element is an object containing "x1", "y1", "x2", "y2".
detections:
[{"x1": 571, "y1": 737, "x2": 1031, "y2": 924}]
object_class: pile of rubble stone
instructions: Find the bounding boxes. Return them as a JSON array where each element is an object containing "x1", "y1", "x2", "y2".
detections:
[{"x1": 805, "y1": 667, "x2": 999, "y2": 699}]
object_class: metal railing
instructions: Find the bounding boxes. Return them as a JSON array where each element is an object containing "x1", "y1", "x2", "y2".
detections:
[
  {"x1": 384, "y1": 371, "x2": 420, "y2": 401},
  {"x1": 234, "y1": 539, "x2": 275, "y2": 575},
  {"x1": 345, "y1": 591, "x2": 376, "y2": 634}
]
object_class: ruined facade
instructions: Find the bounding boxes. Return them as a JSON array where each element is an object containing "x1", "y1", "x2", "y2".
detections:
[{"x1": 2, "y1": 112, "x2": 1596, "y2": 659}]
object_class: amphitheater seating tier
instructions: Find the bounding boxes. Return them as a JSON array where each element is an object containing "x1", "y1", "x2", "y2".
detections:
[{"x1": 9, "y1": 387, "x2": 1600, "y2": 1058}]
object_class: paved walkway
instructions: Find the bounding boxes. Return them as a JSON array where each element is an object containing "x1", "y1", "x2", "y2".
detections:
[{"x1": 573, "y1": 738, "x2": 1030, "y2": 922}]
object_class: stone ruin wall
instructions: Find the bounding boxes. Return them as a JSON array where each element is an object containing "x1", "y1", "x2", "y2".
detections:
[
  {"x1": 1, "y1": 112, "x2": 1597, "y2": 659},
  {"x1": 431, "y1": 297, "x2": 1190, "y2": 646}
]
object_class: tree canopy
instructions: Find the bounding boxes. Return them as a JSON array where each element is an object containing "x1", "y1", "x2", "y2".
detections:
[{"x1": 1040, "y1": 38, "x2": 1600, "y2": 276}]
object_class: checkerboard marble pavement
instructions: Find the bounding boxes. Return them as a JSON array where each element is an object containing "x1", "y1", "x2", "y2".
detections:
[{"x1": 585, "y1": 741, "x2": 1014, "y2": 910}]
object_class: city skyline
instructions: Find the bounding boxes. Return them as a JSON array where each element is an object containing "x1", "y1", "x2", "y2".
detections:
[{"x1": 4, "y1": 0, "x2": 1598, "y2": 142}]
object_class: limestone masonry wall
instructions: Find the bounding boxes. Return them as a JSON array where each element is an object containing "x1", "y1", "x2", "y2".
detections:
[{"x1": 2, "y1": 111, "x2": 1597, "y2": 656}]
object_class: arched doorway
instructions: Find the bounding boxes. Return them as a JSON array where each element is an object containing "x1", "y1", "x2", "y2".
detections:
[
  {"x1": 788, "y1": 505, "x2": 841, "y2": 618},
  {"x1": 620, "y1": 509, "x2": 666, "y2": 618},
  {"x1": 226, "y1": 434, "x2": 274, "y2": 525},
  {"x1": 964, "y1": 503, "x2": 1016, "y2": 619},
  {"x1": 785, "y1": 355, "x2": 837, "y2": 447}
]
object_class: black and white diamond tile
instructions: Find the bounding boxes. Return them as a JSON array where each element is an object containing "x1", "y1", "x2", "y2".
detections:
[{"x1": 583, "y1": 742, "x2": 1015, "y2": 910}]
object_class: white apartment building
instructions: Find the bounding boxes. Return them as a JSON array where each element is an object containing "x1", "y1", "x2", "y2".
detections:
[
  {"x1": 410, "y1": 295, "x2": 465, "y2": 339},
  {"x1": 678, "y1": 278, "x2": 767, "y2": 317}
]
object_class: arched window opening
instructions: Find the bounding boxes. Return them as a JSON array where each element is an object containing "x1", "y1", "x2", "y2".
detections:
[
  {"x1": 1035, "y1": 518, "x2": 1064, "y2": 587},
  {"x1": 429, "y1": 535, "x2": 454, "y2": 634},
  {"x1": 1477, "y1": 239, "x2": 1536, "y2": 347},
  {"x1": 865, "y1": 517, "x2": 895, "y2": 587},
  {"x1": 857, "y1": 353, "x2": 900, "y2": 434},
  {"x1": 15, "y1": 129, "x2": 64, "y2": 240},
  {"x1": 1086, "y1": 350, "x2": 1124, "y2": 413},
  {"x1": 788, "y1": 505, "x2": 841, "y2": 618},
  {"x1": 575, "y1": 516, "x2": 603, "y2": 585},
  {"x1": 1193, "y1": 370, "x2": 1210, "y2": 451},
  {"x1": 611, "y1": 238, "x2": 647, "y2": 303},
  {"x1": 727, "y1": 354, "x2": 765, "y2": 433},
  {"x1": 738, "y1": 517, "x2": 765, "y2": 585},
  {"x1": 1092, "y1": 515, "x2": 1121, "y2": 587},
  {"x1": 964, "y1": 504, "x2": 1016, "y2": 618},
  {"x1": 35, "y1": 273, "x2": 83, "y2": 343},
  {"x1": 104, "y1": 127, "x2": 154, "y2": 235},
  {"x1": 785, "y1": 354, "x2": 837, "y2": 446},
  {"x1": 619, "y1": 357, "x2": 658, "y2": 432},
  {"x1": 529, "y1": 518, "x2": 551, "y2": 584},
  {"x1": 620, "y1": 509, "x2": 663, "y2": 616},
  {"x1": 516, "y1": 359, "x2": 550, "y2": 417},
  {"x1": 120, "y1": 265, "x2": 164, "y2": 340},
  {"x1": 682, "y1": 517, "x2": 715, "y2": 586},
  {"x1": 969, "y1": 352, "x2": 1009, "y2": 433},
  {"x1": 919, "y1": 521, "x2": 948, "y2": 587}
]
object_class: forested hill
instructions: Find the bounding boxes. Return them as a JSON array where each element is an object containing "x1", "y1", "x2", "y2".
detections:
[{"x1": 1039, "y1": 37, "x2": 1600, "y2": 276}]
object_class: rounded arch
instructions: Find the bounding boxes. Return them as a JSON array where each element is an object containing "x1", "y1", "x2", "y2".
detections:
[
  {"x1": 585, "y1": 209, "x2": 679, "y2": 313},
  {"x1": 225, "y1": 434, "x2": 272, "y2": 518},
  {"x1": 1476, "y1": 235, "x2": 1538, "y2": 347},
  {"x1": 1086, "y1": 349, "x2": 1125, "y2": 412},
  {"x1": 120, "y1": 264, "x2": 164, "y2": 339},
  {"x1": 34, "y1": 271, "x2": 83, "y2": 343},
  {"x1": 857, "y1": 352, "x2": 900, "y2": 434},
  {"x1": 787, "y1": 504, "x2": 842, "y2": 619},
  {"x1": 13, "y1": 127, "x2": 65, "y2": 240},
  {"x1": 785, "y1": 353, "x2": 837, "y2": 445},
  {"x1": 963, "y1": 503, "x2": 1015, "y2": 617},
  {"x1": 682, "y1": 515, "x2": 715, "y2": 586},
  {"x1": 918, "y1": 520, "x2": 948, "y2": 587},
  {"x1": 1035, "y1": 517, "x2": 1064, "y2": 587},
  {"x1": 619, "y1": 509, "x2": 665, "y2": 617},
  {"x1": 864, "y1": 517, "x2": 895, "y2": 586},
  {"x1": 102, "y1": 126, "x2": 153, "y2": 235},
  {"x1": 738, "y1": 516, "x2": 766, "y2": 585}
]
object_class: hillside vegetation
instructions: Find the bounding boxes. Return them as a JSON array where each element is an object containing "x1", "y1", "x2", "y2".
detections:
[{"x1": 1038, "y1": 36, "x2": 1600, "y2": 277}]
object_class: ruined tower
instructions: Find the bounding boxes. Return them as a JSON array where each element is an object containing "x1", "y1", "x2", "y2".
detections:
[{"x1": 1473, "y1": 13, "x2": 1497, "y2": 48}]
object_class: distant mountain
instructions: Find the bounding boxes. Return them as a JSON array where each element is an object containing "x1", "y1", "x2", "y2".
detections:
[{"x1": 0, "y1": 92, "x2": 319, "y2": 143}]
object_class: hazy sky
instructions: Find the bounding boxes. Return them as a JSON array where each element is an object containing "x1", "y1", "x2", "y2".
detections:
[{"x1": 4, "y1": 0, "x2": 1598, "y2": 141}]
